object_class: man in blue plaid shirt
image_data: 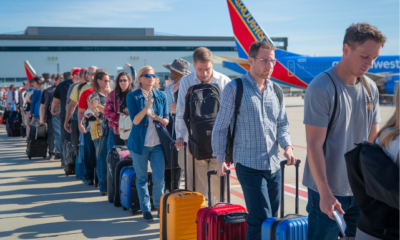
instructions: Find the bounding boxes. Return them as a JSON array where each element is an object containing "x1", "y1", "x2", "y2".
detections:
[{"x1": 212, "y1": 41, "x2": 296, "y2": 240}]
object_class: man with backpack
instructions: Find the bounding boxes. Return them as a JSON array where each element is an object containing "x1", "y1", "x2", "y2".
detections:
[
  {"x1": 302, "y1": 23, "x2": 383, "y2": 239},
  {"x1": 175, "y1": 47, "x2": 231, "y2": 205},
  {"x1": 212, "y1": 41, "x2": 296, "y2": 239}
]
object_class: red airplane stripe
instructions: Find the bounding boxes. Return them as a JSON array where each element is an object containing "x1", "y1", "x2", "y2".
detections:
[
  {"x1": 272, "y1": 62, "x2": 308, "y2": 88},
  {"x1": 227, "y1": 0, "x2": 255, "y2": 55}
]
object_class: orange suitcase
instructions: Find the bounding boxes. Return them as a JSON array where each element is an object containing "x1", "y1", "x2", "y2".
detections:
[{"x1": 160, "y1": 143, "x2": 206, "y2": 240}]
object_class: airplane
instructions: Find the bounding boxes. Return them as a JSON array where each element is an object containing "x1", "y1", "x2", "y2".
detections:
[
  {"x1": 23, "y1": 61, "x2": 36, "y2": 81},
  {"x1": 217, "y1": 0, "x2": 400, "y2": 94}
]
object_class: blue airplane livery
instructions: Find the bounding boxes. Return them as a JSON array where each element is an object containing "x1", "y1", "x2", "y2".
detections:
[{"x1": 219, "y1": 0, "x2": 400, "y2": 93}]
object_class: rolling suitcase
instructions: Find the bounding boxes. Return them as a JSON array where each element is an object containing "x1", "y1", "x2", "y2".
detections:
[
  {"x1": 160, "y1": 143, "x2": 206, "y2": 240},
  {"x1": 63, "y1": 141, "x2": 76, "y2": 176},
  {"x1": 114, "y1": 159, "x2": 133, "y2": 207},
  {"x1": 6, "y1": 117, "x2": 21, "y2": 137},
  {"x1": 196, "y1": 170, "x2": 248, "y2": 240},
  {"x1": 27, "y1": 126, "x2": 48, "y2": 160},
  {"x1": 261, "y1": 160, "x2": 308, "y2": 240},
  {"x1": 119, "y1": 166, "x2": 156, "y2": 215},
  {"x1": 106, "y1": 146, "x2": 130, "y2": 203}
]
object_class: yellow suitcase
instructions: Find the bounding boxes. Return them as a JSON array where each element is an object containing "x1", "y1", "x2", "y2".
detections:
[{"x1": 160, "y1": 143, "x2": 206, "y2": 239}]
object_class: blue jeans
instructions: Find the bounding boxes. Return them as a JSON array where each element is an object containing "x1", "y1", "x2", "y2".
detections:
[
  {"x1": 82, "y1": 132, "x2": 96, "y2": 183},
  {"x1": 93, "y1": 134, "x2": 108, "y2": 193},
  {"x1": 107, "y1": 128, "x2": 116, "y2": 152},
  {"x1": 306, "y1": 188, "x2": 360, "y2": 239},
  {"x1": 52, "y1": 116, "x2": 62, "y2": 156},
  {"x1": 235, "y1": 163, "x2": 281, "y2": 240},
  {"x1": 130, "y1": 145, "x2": 165, "y2": 213},
  {"x1": 75, "y1": 133, "x2": 85, "y2": 180}
]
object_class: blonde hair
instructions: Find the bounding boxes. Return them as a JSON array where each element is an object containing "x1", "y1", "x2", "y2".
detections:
[
  {"x1": 375, "y1": 84, "x2": 399, "y2": 148},
  {"x1": 193, "y1": 47, "x2": 213, "y2": 63},
  {"x1": 135, "y1": 66, "x2": 155, "y2": 89}
]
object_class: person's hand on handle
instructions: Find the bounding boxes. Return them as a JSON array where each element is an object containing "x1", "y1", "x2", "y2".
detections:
[
  {"x1": 175, "y1": 138, "x2": 184, "y2": 150},
  {"x1": 51, "y1": 108, "x2": 56, "y2": 116},
  {"x1": 284, "y1": 145, "x2": 297, "y2": 165},
  {"x1": 320, "y1": 189, "x2": 345, "y2": 220},
  {"x1": 217, "y1": 161, "x2": 229, "y2": 177}
]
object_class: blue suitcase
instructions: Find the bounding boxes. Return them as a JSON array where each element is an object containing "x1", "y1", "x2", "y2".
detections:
[
  {"x1": 262, "y1": 160, "x2": 308, "y2": 240},
  {"x1": 120, "y1": 166, "x2": 141, "y2": 215}
]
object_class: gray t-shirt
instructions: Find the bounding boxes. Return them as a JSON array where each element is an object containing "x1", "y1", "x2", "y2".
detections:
[{"x1": 302, "y1": 67, "x2": 381, "y2": 196}]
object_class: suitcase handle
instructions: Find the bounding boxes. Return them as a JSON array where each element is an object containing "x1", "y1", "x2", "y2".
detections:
[
  {"x1": 169, "y1": 142, "x2": 187, "y2": 192},
  {"x1": 280, "y1": 160, "x2": 301, "y2": 218},
  {"x1": 207, "y1": 169, "x2": 231, "y2": 207},
  {"x1": 213, "y1": 202, "x2": 234, "y2": 208}
]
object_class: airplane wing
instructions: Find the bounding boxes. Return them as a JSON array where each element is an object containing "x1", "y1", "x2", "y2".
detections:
[{"x1": 365, "y1": 72, "x2": 400, "y2": 87}]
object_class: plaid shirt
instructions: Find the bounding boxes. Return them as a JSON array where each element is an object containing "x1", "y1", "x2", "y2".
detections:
[
  {"x1": 164, "y1": 82, "x2": 174, "y2": 115},
  {"x1": 212, "y1": 72, "x2": 291, "y2": 172}
]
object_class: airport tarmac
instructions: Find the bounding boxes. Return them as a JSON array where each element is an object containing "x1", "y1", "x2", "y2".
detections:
[{"x1": 0, "y1": 96, "x2": 395, "y2": 240}]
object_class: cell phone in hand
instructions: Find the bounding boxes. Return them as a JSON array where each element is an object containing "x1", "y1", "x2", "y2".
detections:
[{"x1": 333, "y1": 210, "x2": 346, "y2": 237}]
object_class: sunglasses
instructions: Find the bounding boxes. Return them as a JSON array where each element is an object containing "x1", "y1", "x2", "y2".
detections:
[
  {"x1": 119, "y1": 80, "x2": 128, "y2": 83},
  {"x1": 140, "y1": 74, "x2": 157, "y2": 79}
]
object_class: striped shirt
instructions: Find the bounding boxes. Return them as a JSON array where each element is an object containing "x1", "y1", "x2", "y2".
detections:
[{"x1": 212, "y1": 72, "x2": 291, "y2": 172}]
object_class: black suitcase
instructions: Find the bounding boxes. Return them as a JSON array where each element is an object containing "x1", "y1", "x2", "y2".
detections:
[
  {"x1": 114, "y1": 159, "x2": 133, "y2": 207},
  {"x1": 63, "y1": 141, "x2": 76, "y2": 176},
  {"x1": 6, "y1": 118, "x2": 21, "y2": 137},
  {"x1": 106, "y1": 145, "x2": 129, "y2": 203},
  {"x1": 27, "y1": 126, "x2": 47, "y2": 160}
]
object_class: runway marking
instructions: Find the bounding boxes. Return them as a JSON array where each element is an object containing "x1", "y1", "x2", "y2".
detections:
[
  {"x1": 229, "y1": 178, "x2": 309, "y2": 200},
  {"x1": 293, "y1": 144, "x2": 307, "y2": 149}
]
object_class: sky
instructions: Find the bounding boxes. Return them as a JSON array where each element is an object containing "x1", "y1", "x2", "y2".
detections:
[{"x1": 0, "y1": 0, "x2": 399, "y2": 56}]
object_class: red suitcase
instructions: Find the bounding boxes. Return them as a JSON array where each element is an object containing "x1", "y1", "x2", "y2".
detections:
[{"x1": 196, "y1": 169, "x2": 248, "y2": 240}]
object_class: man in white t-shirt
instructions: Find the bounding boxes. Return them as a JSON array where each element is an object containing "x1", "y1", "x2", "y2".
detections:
[{"x1": 175, "y1": 47, "x2": 231, "y2": 205}]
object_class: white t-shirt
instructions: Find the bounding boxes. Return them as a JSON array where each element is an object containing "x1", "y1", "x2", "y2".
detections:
[
  {"x1": 144, "y1": 119, "x2": 161, "y2": 147},
  {"x1": 375, "y1": 128, "x2": 399, "y2": 163}
]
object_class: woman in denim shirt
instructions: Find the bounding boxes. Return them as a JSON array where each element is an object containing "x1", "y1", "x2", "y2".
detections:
[{"x1": 126, "y1": 66, "x2": 169, "y2": 222}]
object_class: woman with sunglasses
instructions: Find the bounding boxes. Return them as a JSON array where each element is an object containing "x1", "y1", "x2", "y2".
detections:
[
  {"x1": 126, "y1": 66, "x2": 169, "y2": 222},
  {"x1": 104, "y1": 72, "x2": 133, "y2": 146},
  {"x1": 88, "y1": 69, "x2": 111, "y2": 195}
]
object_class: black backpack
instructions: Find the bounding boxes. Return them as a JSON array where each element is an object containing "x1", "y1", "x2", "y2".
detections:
[
  {"x1": 183, "y1": 83, "x2": 221, "y2": 160},
  {"x1": 225, "y1": 78, "x2": 283, "y2": 163}
]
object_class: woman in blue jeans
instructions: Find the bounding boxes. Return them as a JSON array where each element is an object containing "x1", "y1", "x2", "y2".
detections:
[{"x1": 126, "y1": 65, "x2": 169, "y2": 222}]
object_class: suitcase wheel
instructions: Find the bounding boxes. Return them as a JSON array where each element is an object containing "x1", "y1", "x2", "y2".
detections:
[{"x1": 122, "y1": 207, "x2": 128, "y2": 211}]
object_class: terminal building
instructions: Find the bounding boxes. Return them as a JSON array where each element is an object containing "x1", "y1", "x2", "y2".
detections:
[{"x1": 0, "y1": 27, "x2": 288, "y2": 87}]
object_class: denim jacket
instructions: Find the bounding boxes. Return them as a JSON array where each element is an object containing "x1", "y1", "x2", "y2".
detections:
[{"x1": 126, "y1": 88, "x2": 168, "y2": 154}]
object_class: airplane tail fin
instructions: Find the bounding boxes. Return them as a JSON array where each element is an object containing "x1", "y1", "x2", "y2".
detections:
[
  {"x1": 24, "y1": 61, "x2": 36, "y2": 81},
  {"x1": 227, "y1": 0, "x2": 274, "y2": 58}
]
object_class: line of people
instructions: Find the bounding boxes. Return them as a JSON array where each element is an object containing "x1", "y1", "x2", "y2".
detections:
[{"x1": 1, "y1": 22, "x2": 398, "y2": 240}]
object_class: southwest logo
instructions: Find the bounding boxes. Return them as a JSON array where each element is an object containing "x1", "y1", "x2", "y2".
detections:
[{"x1": 233, "y1": 0, "x2": 271, "y2": 43}]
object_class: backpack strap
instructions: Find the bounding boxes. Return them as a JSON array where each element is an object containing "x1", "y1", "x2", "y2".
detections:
[
  {"x1": 272, "y1": 82, "x2": 283, "y2": 107},
  {"x1": 323, "y1": 72, "x2": 338, "y2": 149},
  {"x1": 229, "y1": 78, "x2": 244, "y2": 151},
  {"x1": 361, "y1": 76, "x2": 373, "y2": 111},
  {"x1": 77, "y1": 82, "x2": 87, "y2": 98}
]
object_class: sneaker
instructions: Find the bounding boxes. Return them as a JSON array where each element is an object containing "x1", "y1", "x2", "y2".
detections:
[
  {"x1": 143, "y1": 211, "x2": 154, "y2": 222},
  {"x1": 49, "y1": 154, "x2": 55, "y2": 161}
]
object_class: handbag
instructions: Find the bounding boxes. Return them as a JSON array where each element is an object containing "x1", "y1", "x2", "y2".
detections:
[
  {"x1": 154, "y1": 120, "x2": 179, "y2": 169},
  {"x1": 90, "y1": 119, "x2": 102, "y2": 140},
  {"x1": 119, "y1": 115, "x2": 132, "y2": 140}
]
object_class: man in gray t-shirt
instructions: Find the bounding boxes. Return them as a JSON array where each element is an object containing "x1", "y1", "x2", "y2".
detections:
[{"x1": 303, "y1": 23, "x2": 386, "y2": 240}]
